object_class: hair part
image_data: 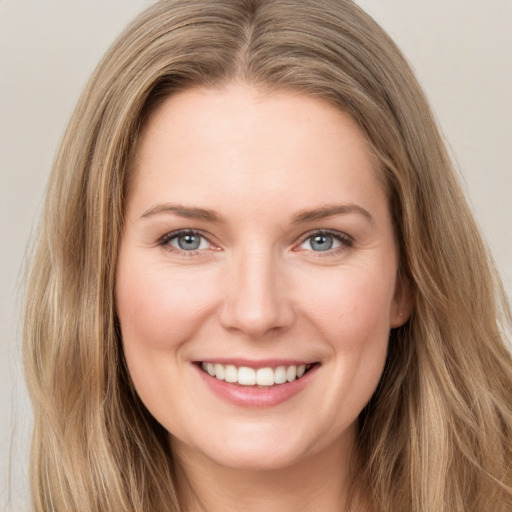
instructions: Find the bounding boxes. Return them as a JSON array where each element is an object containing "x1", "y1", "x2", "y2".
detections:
[{"x1": 24, "y1": 1, "x2": 512, "y2": 511}]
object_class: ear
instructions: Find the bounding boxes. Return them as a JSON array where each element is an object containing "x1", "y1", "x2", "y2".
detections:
[{"x1": 389, "y1": 271, "x2": 414, "y2": 328}]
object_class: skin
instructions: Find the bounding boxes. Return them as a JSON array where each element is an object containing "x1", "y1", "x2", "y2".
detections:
[{"x1": 116, "y1": 83, "x2": 410, "y2": 512}]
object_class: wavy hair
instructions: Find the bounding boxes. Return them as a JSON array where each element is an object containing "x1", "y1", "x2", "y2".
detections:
[{"x1": 24, "y1": 0, "x2": 512, "y2": 510}]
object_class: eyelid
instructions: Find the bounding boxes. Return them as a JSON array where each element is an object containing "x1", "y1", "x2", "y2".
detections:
[
  {"x1": 157, "y1": 228, "x2": 353, "y2": 255},
  {"x1": 293, "y1": 229, "x2": 354, "y2": 252},
  {"x1": 159, "y1": 228, "x2": 220, "y2": 254}
]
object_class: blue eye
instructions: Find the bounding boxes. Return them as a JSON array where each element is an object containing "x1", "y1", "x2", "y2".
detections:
[
  {"x1": 299, "y1": 231, "x2": 350, "y2": 252},
  {"x1": 164, "y1": 231, "x2": 210, "y2": 251}
]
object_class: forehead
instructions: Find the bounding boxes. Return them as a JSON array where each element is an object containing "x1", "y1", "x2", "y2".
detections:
[{"x1": 128, "y1": 84, "x2": 387, "y2": 221}]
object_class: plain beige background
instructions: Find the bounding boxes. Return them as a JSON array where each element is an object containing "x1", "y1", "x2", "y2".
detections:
[{"x1": 1, "y1": 1, "x2": 511, "y2": 509}]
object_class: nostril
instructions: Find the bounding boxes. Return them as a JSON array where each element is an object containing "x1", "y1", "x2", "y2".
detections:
[
  {"x1": 219, "y1": 296, "x2": 296, "y2": 339},
  {"x1": 218, "y1": 259, "x2": 296, "y2": 337}
]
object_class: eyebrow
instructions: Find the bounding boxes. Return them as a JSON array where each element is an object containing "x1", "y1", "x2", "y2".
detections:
[
  {"x1": 291, "y1": 204, "x2": 373, "y2": 224},
  {"x1": 141, "y1": 203, "x2": 224, "y2": 223},
  {"x1": 140, "y1": 202, "x2": 373, "y2": 224}
]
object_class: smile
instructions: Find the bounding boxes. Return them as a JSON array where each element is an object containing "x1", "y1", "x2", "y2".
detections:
[
  {"x1": 195, "y1": 360, "x2": 320, "y2": 408},
  {"x1": 199, "y1": 362, "x2": 314, "y2": 387}
]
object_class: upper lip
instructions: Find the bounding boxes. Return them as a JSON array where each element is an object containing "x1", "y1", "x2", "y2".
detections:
[{"x1": 194, "y1": 358, "x2": 318, "y2": 369}]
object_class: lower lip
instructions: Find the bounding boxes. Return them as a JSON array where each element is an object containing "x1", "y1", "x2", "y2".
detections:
[{"x1": 195, "y1": 364, "x2": 319, "y2": 408}]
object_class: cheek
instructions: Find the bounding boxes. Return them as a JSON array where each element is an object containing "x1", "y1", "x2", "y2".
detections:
[
  {"x1": 298, "y1": 265, "x2": 396, "y2": 346},
  {"x1": 115, "y1": 258, "x2": 218, "y2": 353},
  {"x1": 115, "y1": 257, "x2": 222, "y2": 423},
  {"x1": 299, "y1": 268, "x2": 393, "y2": 416}
]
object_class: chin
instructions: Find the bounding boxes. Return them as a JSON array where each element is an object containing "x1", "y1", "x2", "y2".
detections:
[
  {"x1": 202, "y1": 442, "x2": 310, "y2": 472},
  {"x1": 172, "y1": 419, "x2": 350, "y2": 473}
]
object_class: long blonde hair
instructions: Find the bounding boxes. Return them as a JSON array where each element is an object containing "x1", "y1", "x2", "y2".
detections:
[{"x1": 24, "y1": 1, "x2": 512, "y2": 510}]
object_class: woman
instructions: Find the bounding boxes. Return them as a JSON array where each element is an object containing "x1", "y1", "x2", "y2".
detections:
[{"x1": 23, "y1": 0, "x2": 512, "y2": 511}]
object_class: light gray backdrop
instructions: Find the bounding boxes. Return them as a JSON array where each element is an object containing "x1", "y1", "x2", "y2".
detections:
[{"x1": 1, "y1": 1, "x2": 511, "y2": 510}]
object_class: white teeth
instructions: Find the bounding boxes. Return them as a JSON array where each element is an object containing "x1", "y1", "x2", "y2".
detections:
[
  {"x1": 274, "y1": 366, "x2": 287, "y2": 384},
  {"x1": 225, "y1": 364, "x2": 238, "y2": 383},
  {"x1": 286, "y1": 365, "x2": 297, "y2": 382},
  {"x1": 256, "y1": 367, "x2": 274, "y2": 386},
  {"x1": 238, "y1": 367, "x2": 256, "y2": 385},
  {"x1": 214, "y1": 363, "x2": 225, "y2": 381},
  {"x1": 200, "y1": 362, "x2": 312, "y2": 386}
]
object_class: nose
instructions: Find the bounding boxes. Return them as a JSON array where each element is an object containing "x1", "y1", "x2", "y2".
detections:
[{"x1": 219, "y1": 248, "x2": 296, "y2": 339}]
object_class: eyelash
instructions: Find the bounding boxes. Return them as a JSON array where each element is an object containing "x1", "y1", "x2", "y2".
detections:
[
  {"x1": 159, "y1": 229, "x2": 215, "y2": 255},
  {"x1": 158, "y1": 229, "x2": 353, "y2": 255},
  {"x1": 295, "y1": 229, "x2": 354, "y2": 255}
]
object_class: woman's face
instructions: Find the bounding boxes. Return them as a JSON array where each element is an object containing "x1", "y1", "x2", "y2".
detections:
[{"x1": 116, "y1": 84, "x2": 408, "y2": 471}]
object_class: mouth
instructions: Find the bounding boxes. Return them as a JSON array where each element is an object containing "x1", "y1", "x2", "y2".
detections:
[{"x1": 197, "y1": 361, "x2": 318, "y2": 387}]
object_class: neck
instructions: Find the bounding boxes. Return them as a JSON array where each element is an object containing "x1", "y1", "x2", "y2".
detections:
[{"x1": 171, "y1": 433, "x2": 366, "y2": 512}]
